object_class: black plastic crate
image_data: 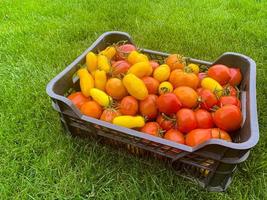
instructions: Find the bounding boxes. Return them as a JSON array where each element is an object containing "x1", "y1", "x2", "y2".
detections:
[{"x1": 46, "y1": 31, "x2": 259, "y2": 191}]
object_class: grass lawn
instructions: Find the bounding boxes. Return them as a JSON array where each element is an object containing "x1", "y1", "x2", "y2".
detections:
[{"x1": 1, "y1": 0, "x2": 267, "y2": 199}]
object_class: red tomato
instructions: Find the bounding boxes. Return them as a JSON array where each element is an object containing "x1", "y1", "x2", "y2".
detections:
[
  {"x1": 156, "y1": 113, "x2": 176, "y2": 131},
  {"x1": 164, "y1": 129, "x2": 184, "y2": 144},
  {"x1": 116, "y1": 44, "x2": 137, "y2": 60},
  {"x1": 141, "y1": 122, "x2": 161, "y2": 137},
  {"x1": 119, "y1": 96, "x2": 138, "y2": 116},
  {"x1": 207, "y1": 64, "x2": 231, "y2": 85},
  {"x1": 112, "y1": 60, "x2": 131, "y2": 76},
  {"x1": 157, "y1": 93, "x2": 182, "y2": 115},
  {"x1": 229, "y1": 68, "x2": 242, "y2": 86},
  {"x1": 223, "y1": 85, "x2": 239, "y2": 97},
  {"x1": 176, "y1": 108, "x2": 197, "y2": 133},
  {"x1": 68, "y1": 92, "x2": 91, "y2": 109},
  {"x1": 100, "y1": 109, "x2": 121, "y2": 123},
  {"x1": 198, "y1": 89, "x2": 218, "y2": 110},
  {"x1": 219, "y1": 96, "x2": 241, "y2": 108},
  {"x1": 195, "y1": 109, "x2": 214, "y2": 128},
  {"x1": 211, "y1": 128, "x2": 232, "y2": 142},
  {"x1": 149, "y1": 60, "x2": 160, "y2": 70},
  {"x1": 213, "y1": 105, "x2": 242, "y2": 132},
  {"x1": 185, "y1": 129, "x2": 212, "y2": 147},
  {"x1": 142, "y1": 76, "x2": 159, "y2": 94},
  {"x1": 139, "y1": 94, "x2": 158, "y2": 120}
]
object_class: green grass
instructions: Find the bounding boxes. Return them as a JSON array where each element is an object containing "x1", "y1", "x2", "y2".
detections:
[{"x1": 1, "y1": 0, "x2": 267, "y2": 199}]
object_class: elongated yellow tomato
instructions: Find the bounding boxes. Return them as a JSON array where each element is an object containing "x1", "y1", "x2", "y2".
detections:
[
  {"x1": 122, "y1": 74, "x2": 148, "y2": 100},
  {"x1": 153, "y1": 64, "x2": 170, "y2": 82},
  {"x1": 77, "y1": 68, "x2": 94, "y2": 97},
  {"x1": 98, "y1": 55, "x2": 110, "y2": 73},
  {"x1": 188, "y1": 63, "x2": 199, "y2": 74},
  {"x1": 100, "y1": 46, "x2": 116, "y2": 59},
  {"x1": 90, "y1": 88, "x2": 112, "y2": 107},
  {"x1": 128, "y1": 62, "x2": 153, "y2": 78},
  {"x1": 86, "y1": 52, "x2": 98, "y2": 72},
  {"x1": 94, "y1": 70, "x2": 107, "y2": 91},
  {"x1": 91, "y1": 70, "x2": 97, "y2": 78},
  {"x1": 127, "y1": 51, "x2": 149, "y2": 64},
  {"x1": 201, "y1": 77, "x2": 223, "y2": 97},
  {"x1": 158, "y1": 81, "x2": 173, "y2": 94},
  {"x1": 112, "y1": 116, "x2": 145, "y2": 128}
]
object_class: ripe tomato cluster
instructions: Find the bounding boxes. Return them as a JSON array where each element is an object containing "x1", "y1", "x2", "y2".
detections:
[{"x1": 68, "y1": 43, "x2": 243, "y2": 147}]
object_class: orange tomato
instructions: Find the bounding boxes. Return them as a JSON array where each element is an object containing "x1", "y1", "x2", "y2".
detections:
[
  {"x1": 105, "y1": 78, "x2": 128, "y2": 100},
  {"x1": 169, "y1": 69, "x2": 199, "y2": 89},
  {"x1": 165, "y1": 54, "x2": 185, "y2": 71},
  {"x1": 68, "y1": 92, "x2": 91, "y2": 109},
  {"x1": 211, "y1": 128, "x2": 232, "y2": 142},
  {"x1": 185, "y1": 129, "x2": 211, "y2": 147},
  {"x1": 141, "y1": 76, "x2": 159, "y2": 94},
  {"x1": 173, "y1": 86, "x2": 198, "y2": 108},
  {"x1": 119, "y1": 96, "x2": 138, "y2": 116},
  {"x1": 164, "y1": 129, "x2": 184, "y2": 144},
  {"x1": 100, "y1": 108, "x2": 121, "y2": 123},
  {"x1": 80, "y1": 101, "x2": 102, "y2": 119}
]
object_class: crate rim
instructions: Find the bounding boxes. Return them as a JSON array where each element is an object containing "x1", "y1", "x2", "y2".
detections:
[{"x1": 46, "y1": 31, "x2": 259, "y2": 153}]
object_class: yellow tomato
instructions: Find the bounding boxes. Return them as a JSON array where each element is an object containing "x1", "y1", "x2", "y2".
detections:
[
  {"x1": 90, "y1": 88, "x2": 112, "y2": 107},
  {"x1": 127, "y1": 51, "x2": 149, "y2": 64},
  {"x1": 201, "y1": 77, "x2": 223, "y2": 97},
  {"x1": 158, "y1": 81, "x2": 173, "y2": 94},
  {"x1": 77, "y1": 68, "x2": 94, "y2": 97},
  {"x1": 122, "y1": 74, "x2": 148, "y2": 100},
  {"x1": 128, "y1": 62, "x2": 153, "y2": 78},
  {"x1": 94, "y1": 70, "x2": 107, "y2": 91},
  {"x1": 98, "y1": 55, "x2": 111, "y2": 73},
  {"x1": 188, "y1": 63, "x2": 199, "y2": 74},
  {"x1": 113, "y1": 116, "x2": 145, "y2": 128},
  {"x1": 100, "y1": 46, "x2": 116, "y2": 59},
  {"x1": 86, "y1": 52, "x2": 98, "y2": 72},
  {"x1": 153, "y1": 64, "x2": 170, "y2": 82}
]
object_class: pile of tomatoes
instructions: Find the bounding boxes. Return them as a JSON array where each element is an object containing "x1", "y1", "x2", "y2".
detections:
[{"x1": 68, "y1": 42, "x2": 243, "y2": 147}]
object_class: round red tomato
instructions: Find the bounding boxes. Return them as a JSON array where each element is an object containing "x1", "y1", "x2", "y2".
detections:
[
  {"x1": 157, "y1": 93, "x2": 182, "y2": 115},
  {"x1": 142, "y1": 76, "x2": 159, "y2": 94},
  {"x1": 229, "y1": 68, "x2": 242, "y2": 86},
  {"x1": 141, "y1": 122, "x2": 161, "y2": 137},
  {"x1": 119, "y1": 96, "x2": 138, "y2": 116},
  {"x1": 198, "y1": 89, "x2": 218, "y2": 110},
  {"x1": 100, "y1": 109, "x2": 121, "y2": 123},
  {"x1": 68, "y1": 92, "x2": 91, "y2": 109},
  {"x1": 195, "y1": 109, "x2": 214, "y2": 128},
  {"x1": 112, "y1": 60, "x2": 131, "y2": 76},
  {"x1": 219, "y1": 96, "x2": 241, "y2": 108},
  {"x1": 116, "y1": 44, "x2": 137, "y2": 60},
  {"x1": 139, "y1": 94, "x2": 158, "y2": 120},
  {"x1": 207, "y1": 64, "x2": 231, "y2": 85},
  {"x1": 164, "y1": 129, "x2": 184, "y2": 144},
  {"x1": 149, "y1": 60, "x2": 160, "y2": 70},
  {"x1": 185, "y1": 129, "x2": 212, "y2": 147},
  {"x1": 176, "y1": 108, "x2": 197, "y2": 133},
  {"x1": 213, "y1": 105, "x2": 242, "y2": 132},
  {"x1": 156, "y1": 113, "x2": 176, "y2": 131}
]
